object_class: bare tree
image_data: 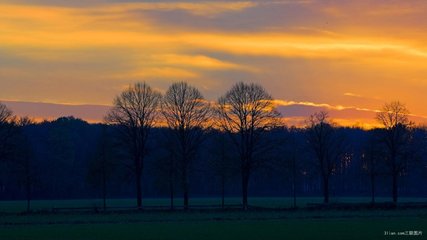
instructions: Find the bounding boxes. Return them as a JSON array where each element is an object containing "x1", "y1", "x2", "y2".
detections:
[
  {"x1": 0, "y1": 103, "x2": 15, "y2": 162},
  {"x1": 14, "y1": 117, "x2": 35, "y2": 212},
  {"x1": 154, "y1": 136, "x2": 179, "y2": 210},
  {"x1": 376, "y1": 101, "x2": 413, "y2": 204},
  {"x1": 105, "y1": 82, "x2": 162, "y2": 209},
  {"x1": 161, "y1": 82, "x2": 211, "y2": 210},
  {"x1": 361, "y1": 130, "x2": 384, "y2": 204},
  {"x1": 0, "y1": 103, "x2": 17, "y2": 202},
  {"x1": 216, "y1": 82, "x2": 280, "y2": 210},
  {"x1": 280, "y1": 127, "x2": 304, "y2": 209},
  {"x1": 164, "y1": 142, "x2": 178, "y2": 210},
  {"x1": 208, "y1": 132, "x2": 236, "y2": 209},
  {"x1": 87, "y1": 125, "x2": 117, "y2": 211},
  {"x1": 0, "y1": 103, "x2": 13, "y2": 123},
  {"x1": 306, "y1": 111, "x2": 346, "y2": 204}
]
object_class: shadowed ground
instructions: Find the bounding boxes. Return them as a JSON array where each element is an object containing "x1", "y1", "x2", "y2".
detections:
[
  {"x1": 0, "y1": 217, "x2": 425, "y2": 240},
  {"x1": 0, "y1": 198, "x2": 426, "y2": 239}
]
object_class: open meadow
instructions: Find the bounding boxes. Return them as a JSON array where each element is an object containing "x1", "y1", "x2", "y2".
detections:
[
  {"x1": 1, "y1": 197, "x2": 427, "y2": 213},
  {"x1": 0, "y1": 197, "x2": 426, "y2": 240}
]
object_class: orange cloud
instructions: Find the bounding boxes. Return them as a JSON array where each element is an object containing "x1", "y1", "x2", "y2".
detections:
[
  {"x1": 149, "y1": 54, "x2": 249, "y2": 70},
  {"x1": 93, "y1": 2, "x2": 257, "y2": 16},
  {"x1": 273, "y1": 99, "x2": 350, "y2": 111},
  {"x1": 2, "y1": 2, "x2": 427, "y2": 67},
  {"x1": 2, "y1": 2, "x2": 426, "y2": 60},
  {"x1": 344, "y1": 92, "x2": 363, "y2": 98},
  {"x1": 1, "y1": 1, "x2": 427, "y2": 127},
  {"x1": 115, "y1": 67, "x2": 199, "y2": 79}
]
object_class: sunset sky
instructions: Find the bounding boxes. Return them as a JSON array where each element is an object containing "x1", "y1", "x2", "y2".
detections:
[{"x1": 1, "y1": 0, "x2": 427, "y2": 127}]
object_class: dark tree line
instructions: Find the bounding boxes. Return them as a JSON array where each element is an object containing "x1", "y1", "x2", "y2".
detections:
[{"x1": 0, "y1": 84, "x2": 427, "y2": 211}]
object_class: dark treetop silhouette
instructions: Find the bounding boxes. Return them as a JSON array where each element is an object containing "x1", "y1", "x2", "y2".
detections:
[
  {"x1": 216, "y1": 82, "x2": 280, "y2": 210},
  {"x1": 105, "y1": 82, "x2": 162, "y2": 209},
  {"x1": 161, "y1": 82, "x2": 211, "y2": 210},
  {"x1": 376, "y1": 101, "x2": 415, "y2": 204},
  {"x1": 306, "y1": 111, "x2": 348, "y2": 204}
]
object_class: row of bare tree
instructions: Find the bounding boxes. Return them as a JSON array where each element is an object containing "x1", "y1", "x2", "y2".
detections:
[
  {"x1": 103, "y1": 81, "x2": 416, "y2": 209},
  {"x1": 305, "y1": 102, "x2": 416, "y2": 205},
  {"x1": 0, "y1": 82, "x2": 418, "y2": 210},
  {"x1": 104, "y1": 82, "x2": 279, "y2": 210}
]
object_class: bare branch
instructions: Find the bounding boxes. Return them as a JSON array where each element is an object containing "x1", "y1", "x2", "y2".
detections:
[
  {"x1": 104, "y1": 82, "x2": 162, "y2": 208},
  {"x1": 160, "y1": 81, "x2": 211, "y2": 209},
  {"x1": 215, "y1": 82, "x2": 280, "y2": 209}
]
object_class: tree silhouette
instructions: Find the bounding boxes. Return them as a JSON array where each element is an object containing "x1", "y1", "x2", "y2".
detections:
[
  {"x1": 154, "y1": 136, "x2": 179, "y2": 210},
  {"x1": 14, "y1": 117, "x2": 35, "y2": 212},
  {"x1": 45, "y1": 117, "x2": 87, "y2": 198},
  {"x1": 0, "y1": 103, "x2": 12, "y2": 123},
  {"x1": 0, "y1": 103, "x2": 15, "y2": 162},
  {"x1": 361, "y1": 130, "x2": 384, "y2": 204},
  {"x1": 376, "y1": 101, "x2": 413, "y2": 204},
  {"x1": 208, "y1": 132, "x2": 236, "y2": 209},
  {"x1": 306, "y1": 111, "x2": 346, "y2": 204},
  {"x1": 105, "y1": 82, "x2": 162, "y2": 209},
  {"x1": 87, "y1": 126, "x2": 117, "y2": 210},
  {"x1": 279, "y1": 127, "x2": 304, "y2": 208},
  {"x1": 161, "y1": 82, "x2": 211, "y2": 210},
  {"x1": 216, "y1": 82, "x2": 280, "y2": 210}
]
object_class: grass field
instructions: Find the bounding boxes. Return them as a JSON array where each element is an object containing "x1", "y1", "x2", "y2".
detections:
[
  {"x1": 1, "y1": 197, "x2": 427, "y2": 213},
  {"x1": 0, "y1": 198, "x2": 426, "y2": 240},
  {"x1": 0, "y1": 215, "x2": 425, "y2": 240},
  {"x1": 1, "y1": 218, "x2": 426, "y2": 240}
]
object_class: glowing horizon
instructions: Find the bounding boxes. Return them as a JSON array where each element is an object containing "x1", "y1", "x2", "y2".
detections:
[{"x1": 3, "y1": 98, "x2": 427, "y2": 130}]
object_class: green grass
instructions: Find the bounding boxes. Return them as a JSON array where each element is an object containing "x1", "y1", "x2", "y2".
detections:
[
  {"x1": 1, "y1": 197, "x2": 426, "y2": 213},
  {"x1": 0, "y1": 198, "x2": 426, "y2": 239},
  {"x1": 0, "y1": 218, "x2": 425, "y2": 240},
  {"x1": 1, "y1": 208, "x2": 427, "y2": 226}
]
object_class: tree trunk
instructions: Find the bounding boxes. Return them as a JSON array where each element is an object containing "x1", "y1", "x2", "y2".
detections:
[
  {"x1": 169, "y1": 168, "x2": 174, "y2": 210},
  {"x1": 169, "y1": 176, "x2": 174, "y2": 210},
  {"x1": 136, "y1": 170, "x2": 142, "y2": 209},
  {"x1": 221, "y1": 175, "x2": 225, "y2": 209},
  {"x1": 26, "y1": 180, "x2": 30, "y2": 212},
  {"x1": 292, "y1": 156, "x2": 297, "y2": 209},
  {"x1": 101, "y1": 135, "x2": 107, "y2": 211},
  {"x1": 168, "y1": 154, "x2": 174, "y2": 210},
  {"x1": 25, "y1": 156, "x2": 31, "y2": 212},
  {"x1": 370, "y1": 174, "x2": 375, "y2": 204},
  {"x1": 323, "y1": 176, "x2": 329, "y2": 204},
  {"x1": 183, "y1": 189, "x2": 189, "y2": 210},
  {"x1": 183, "y1": 167, "x2": 189, "y2": 210},
  {"x1": 392, "y1": 173, "x2": 398, "y2": 204},
  {"x1": 102, "y1": 169, "x2": 107, "y2": 211},
  {"x1": 242, "y1": 170, "x2": 249, "y2": 210}
]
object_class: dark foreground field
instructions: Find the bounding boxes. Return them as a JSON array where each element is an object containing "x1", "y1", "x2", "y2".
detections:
[
  {"x1": 0, "y1": 198, "x2": 426, "y2": 240},
  {"x1": 1, "y1": 218, "x2": 426, "y2": 240}
]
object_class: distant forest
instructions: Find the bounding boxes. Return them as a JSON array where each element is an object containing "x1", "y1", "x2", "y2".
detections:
[{"x1": 0, "y1": 82, "x2": 426, "y2": 210}]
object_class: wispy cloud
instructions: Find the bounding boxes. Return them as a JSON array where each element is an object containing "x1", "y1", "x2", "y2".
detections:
[
  {"x1": 273, "y1": 99, "x2": 366, "y2": 112},
  {"x1": 114, "y1": 67, "x2": 199, "y2": 79},
  {"x1": 344, "y1": 92, "x2": 363, "y2": 98},
  {"x1": 321, "y1": 1, "x2": 426, "y2": 18},
  {"x1": 149, "y1": 54, "x2": 250, "y2": 71}
]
